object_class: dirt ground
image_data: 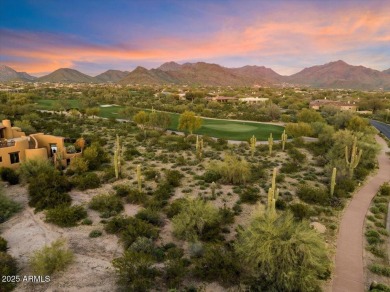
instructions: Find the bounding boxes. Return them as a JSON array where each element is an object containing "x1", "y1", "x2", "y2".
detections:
[{"x1": 1, "y1": 184, "x2": 121, "y2": 292}]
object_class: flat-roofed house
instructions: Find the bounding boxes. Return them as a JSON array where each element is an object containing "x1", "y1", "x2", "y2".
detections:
[
  {"x1": 0, "y1": 119, "x2": 81, "y2": 169},
  {"x1": 205, "y1": 96, "x2": 238, "y2": 103},
  {"x1": 309, "y1": 100, "x2": 357, "y2": 111},
  {"x1": 240, "y1": 97, "x2": 269, "y2": 104}
]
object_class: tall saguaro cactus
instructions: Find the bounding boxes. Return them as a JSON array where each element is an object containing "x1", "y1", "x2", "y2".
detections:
[
  {"x1": 196, "y1": 135, "x2": 204, "y2": 159},
  {"x1": 281, "y1": 130, "x2": 287, "y2": 151},
  {"x1": 250, "y1": 135, "x2": 256, "y2": 158},
  {"x1": 137, "y1": 164, "x2": 142, "y2": 192},
  {"x1": 267, "y1": 167, "x2": 279, "y2": 216},
  {"x1": 330, "y1": 167, "x2": 337, "y2": 197},
  {"x1": 345, "y1": 136, "x2": 363, "y2": 179},
  {"x1": 114, "y1": 135, "x2": 122, "y2": 180},
  {"x1": 268, "y1": 133, "x2": 274, "y2": 155}
]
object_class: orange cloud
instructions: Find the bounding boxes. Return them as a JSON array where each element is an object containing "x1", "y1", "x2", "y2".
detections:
[{"x1": 1, "y1": 3, "x2": 389, "y2": 75}]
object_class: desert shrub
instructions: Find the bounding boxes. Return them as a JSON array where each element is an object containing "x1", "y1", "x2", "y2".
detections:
[
  {"x1": 370, "y1": 282, "x2": 390, "y2": 292},
  {"x1": 0, "y1": 236, "x2": 8, "y2": 252},
  {"x1": 0, "y1": 191, "x2": 21, "y2": 223},
  {"x1": 192, "y1": 243, "x2": 240, "y2": 286},
  {"x1": 113, "y1": 250, "x2": 158, "y2": 291},
  {"x1": 72, "y1": 172, "x2": 101, "y2": 190},
  {"x1": 29, "y1": 239, "x2": 73, "y2": 275},
  {"x1": 203, "y1": 170, "x2": 222, "y2": 183},
  {"x1": 365, "y1": 230, "x2": 383, "y2": 245},
  {"x1": 144, "y1": 169, "x2": 160, "y2": 181},
  {"x1": 209, "y1": 154, "x2": 251, "y2": 185},
  {"x1": 165, "y1": 198, "x2": 187, "y2": 218},
  {"x1": 20, "y1": 159, "x2": 54, "y2": 182},
  {"x1": 275, "y1": 199, "x2": 287, "y2": 210},
  {"x1": 83, "y1": 142, "x2": 109, "y2": 170},
  {"x1": 104, "y1": 216, "x2": 158, "y2": 248},
  {"x1": 380, "y1": 182, "x2": 390, "y2": 196},
  {"x1": 153, "y1": 183, "x2": 174, "y2": 202},
  {"x1": 239, "y1": 187, "x2": 260, "y2": 204},
  {"x1": 113, "y1": 184, "x2": 131, "y2": 197},
  {"x1": 334, "y1": 177, "x2": 356, "y2": 197},
  {"x1": 280, "y1": 162, "x2": 300, "y2": 173},
  {"x1": 28, "y1": 170, "x2": 72, "y2": 211},
  {"x1": 126, "y1": 189, "x2": 148, "y2": 205},
  {"x1": 235, "y1": 212, "x2": 330, "y2": 292},
  {"x1": 165, "y1": 170, "x2": 183, "y2": 187},
  {"x1": 219, "y1": 206, "x2": 235, "y2": 225},
  {"x1": 172, "y1": 198, "x2": 222, "y2": 241},
  {"x1": 297, "y1": 184, "x2": 330, "y2": 205},
  {"x1": 81, "y1": 218, "x2": 92, "y2": 225},
  {"x1": 0, "y1": 167, "x2": 19, "y2": 185},
  {"x1": 369, "y1": 264, "x2": 390, "y2": 277},
  {"x1": 135, "y1": 208, "x2": 164, "y2": 226},
  {"x1": 164, "y1": 258, "x2": 187, "y2": 289},
  {"x1": 289, "y1": 203, "x2": 311, "y2": 220},
  {"x1": 89, "y1": 230, "x2": 103, "y2": 238},
  {"x1": 89, "y1": 194, "x2": 124, "y2": 215},
  {"x1": 0, "y1": 251, "x2": 18, "y2": 291},
  {"x1": 68, "y1": 156, "x2": 89, "y2": 174},
  {"x1": 45, "y1": 205, "x2": 87, "y2": 227},
  {"x1": 288, "y1": 148, "x2": 307, "y2": 163}
]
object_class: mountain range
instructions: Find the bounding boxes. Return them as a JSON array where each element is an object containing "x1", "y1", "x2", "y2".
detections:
[
  {"x1": 1, "y1": 61, "x2": 390, "y2": 90},
  {"x1": 0, "y1": 65, "x2": 37, "y2": 82}
]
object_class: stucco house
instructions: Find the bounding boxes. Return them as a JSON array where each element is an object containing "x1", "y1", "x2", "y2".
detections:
[
  {"x1": 309, "y1": 99, "x2": 358, "y2": 111},
  {"x1": 0, "y1": 119, "x2": 81, "y2": 169}
]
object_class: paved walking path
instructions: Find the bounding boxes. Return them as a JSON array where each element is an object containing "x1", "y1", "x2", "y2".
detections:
[{"x1": 332, "y1": 135, "x2": 390, "y2": 292}]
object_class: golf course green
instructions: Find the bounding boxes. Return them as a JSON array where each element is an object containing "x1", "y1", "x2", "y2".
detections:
[{"x1": 36, "y1": 99, "x2": 284, "y2": 141}]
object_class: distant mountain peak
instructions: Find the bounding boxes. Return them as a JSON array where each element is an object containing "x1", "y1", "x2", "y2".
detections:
[{"x1": 0, "y1": 64, "x2": 37, "y2": 82}]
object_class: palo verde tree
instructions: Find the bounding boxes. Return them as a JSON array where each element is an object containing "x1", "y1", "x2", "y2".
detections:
[
  {"x1": 133, "y1": 111, "x2": 149, "y2": 137},
  {"x1": 178, "y1": 110, "x2": 202, "y2": 135},
  {"x1": 235, "y1": 211, "x2": 331, "y2": 292}
]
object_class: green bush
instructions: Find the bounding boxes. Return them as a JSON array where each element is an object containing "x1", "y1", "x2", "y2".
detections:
[
  {"x1": 89, "y1": 194, "x2": 124, "y2": 215},
  {"x1": 0, "y1": 192, "x2": 21, "y2": 223},
  {"x1": 20, "y1": 159, "x2": 54, "y2": 182},
  {"x1": 0, "y1": 251, "x2": 18, "y2": 291},
  {"x1": 203, "y1": 170, "x2": 222, "y2": 183},
  {"x1": 370, "y1": 282, "x2": 390, "y2": 292},
  {"x1": 297, "y1": 184, "x2": 329, "y2": 205},
  {"x1": 45, "y1": 205, "x2": 87, "y2": 227},
  {"x1": 369, "y1": 264, "x2": 390, "y2": 277},
  {"x1": 192, "y1": 244, "x2": 240, "y2": 286},
  {"x1": 165, "y1": 170, "x2": 183, "y2": 187},
  {"x1": 365, "y1": 229, "x2": 383, "y2": 245},
  {"x1": 113, "y1": 184, "x2": 131, "y2": 197},
  {"x1": 81, "y1": 218, "x2": 92, "y2": 225},
  {"x1": 28, "y1": 170, "x2": 72, "y2": 211},
  {"x1": 0, "y1": 236, "x2": 8, "y2": 252},
  {"x1": 289, "y1": 203, "x2": 311, "y2": 220},
  {"x1": 0, "y1": 167, "x2": 19, "y2": 185},
  {"x1": 29, "y1": 239, "x2": 73, "y2": 275},
  {"x1": 380, "y1": 183, "x2": 390, "y2": 196},
  {"x1": 126, "y1": 189, "x2": 148, "y2": 205},
  {"x1": 135, "y1": 208, "x2": 164, "y2": 226},
  {"x1": 104, "y1": 216, "x2": 159, "y2": 248},
  {"x1": 239, "y1": 187, "x2": 260, "y2": 204},
  {"x1": 113, "y1": 250, "x2": 158, "y2": 291},
  {"x1": 165, "y1": 198, "x2": 186, "y2": 218},
  {"x1": 164, "y1": 258, "x2": 187, "y2": 289},
  {"x1": 89, "y1": 230, "x2": 103, "y2": 238},
  {"x1": 72, "y1": 172, "x2": 101, "y2": 190}
]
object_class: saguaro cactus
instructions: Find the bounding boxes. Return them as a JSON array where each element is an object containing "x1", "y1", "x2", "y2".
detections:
[
  {"x1": 268, "y1": 133, "x2": 274, "y2": 155},
  {"x1": 137, "y1": 164, "x2": 142, "y2": 192},
  {"x1": 345, "y1": 136, "x2": 363, "y2": 179},
  {"x1": 114, "y1": 135, "x2": 122, "y2": 179},
  {"x1": 330, "y1": 167, "x2": 337, "y2": 197},
  {"x1": 211, "y1": 181, "x2": 216, "y2": 197},
  {"x1": 250, "y1": 135, "x2": 256, "y2": 158},
  {"x1": 267, "y1": 167, "x2": 279, "y2": 215},
  {"x1": 281, "y1": 130, "x2": 287, "y2": 151},
  {"x1": 196, "y1": 135, "x2": 204, "y2": 159}
]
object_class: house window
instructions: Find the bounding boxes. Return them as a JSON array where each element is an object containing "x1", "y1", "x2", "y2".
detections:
[
  {"x1": 50, "y1": 143, "x2": 57, "y2": 157},
  {"x1": 9, "y1": 152, "x2": 20, "y2": 164},
  {"x1": 0, "y1": 156, "x2": 2, "y2": 163}
]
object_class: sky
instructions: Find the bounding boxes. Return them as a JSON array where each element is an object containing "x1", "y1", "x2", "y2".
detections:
[{"x1": 0, "y1": 0, "x2": 389, "y2": 76}]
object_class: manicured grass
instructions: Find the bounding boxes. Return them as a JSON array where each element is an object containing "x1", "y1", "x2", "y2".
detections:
[{"x1": 36, "y1": 99, "x2": 284, "y2": 141}]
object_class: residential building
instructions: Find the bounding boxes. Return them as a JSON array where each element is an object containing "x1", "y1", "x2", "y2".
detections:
[
  {"x1": 309, "y1": 99, "x2": 358, "y2": 111},
  {"x1": 0, "y1": 119, "x2": 81, "y2": 169},
  {"x1": 240, "y1": 97, "x2": 269, "y2": 104},
  {"x1": 205, "y1": 96, "x2": 238, "y2": 103}
]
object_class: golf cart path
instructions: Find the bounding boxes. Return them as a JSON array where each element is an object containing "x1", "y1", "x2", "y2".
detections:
[{"x1": 331, "y1": 135, "x2": 390, "y2": 292}]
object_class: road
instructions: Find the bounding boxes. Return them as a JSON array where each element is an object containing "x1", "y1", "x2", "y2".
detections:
[{"x1": 370, "y1": 120, "x2": 390, "y2": 139}]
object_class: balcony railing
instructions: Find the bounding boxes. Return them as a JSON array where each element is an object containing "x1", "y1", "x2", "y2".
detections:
[{"x1": 0, "y1": 140, "x2": 15, "y2": 148}]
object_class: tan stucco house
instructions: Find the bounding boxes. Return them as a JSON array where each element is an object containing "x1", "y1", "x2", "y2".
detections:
[{"x1": 0, "y1": 119, "x2": 81, "y2": 169}]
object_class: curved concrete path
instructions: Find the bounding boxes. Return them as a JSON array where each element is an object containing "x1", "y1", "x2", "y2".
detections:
[{"x1": 332, "y1": 135, "x2": 390, "y2": 292}]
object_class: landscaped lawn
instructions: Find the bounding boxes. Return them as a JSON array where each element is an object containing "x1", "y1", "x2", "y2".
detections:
[{"x1": 36, "y1": 99, "x2": 284, "y2": 141}]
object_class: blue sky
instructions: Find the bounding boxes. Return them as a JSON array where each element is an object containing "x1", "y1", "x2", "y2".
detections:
[{"x1": 1, "y1": 0, "x2": 389, "y2": 76}]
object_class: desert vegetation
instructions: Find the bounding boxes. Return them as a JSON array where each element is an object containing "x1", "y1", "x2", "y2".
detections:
[{"x1": 0, "y1": 84, "x2": 388, "y2": 291}]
